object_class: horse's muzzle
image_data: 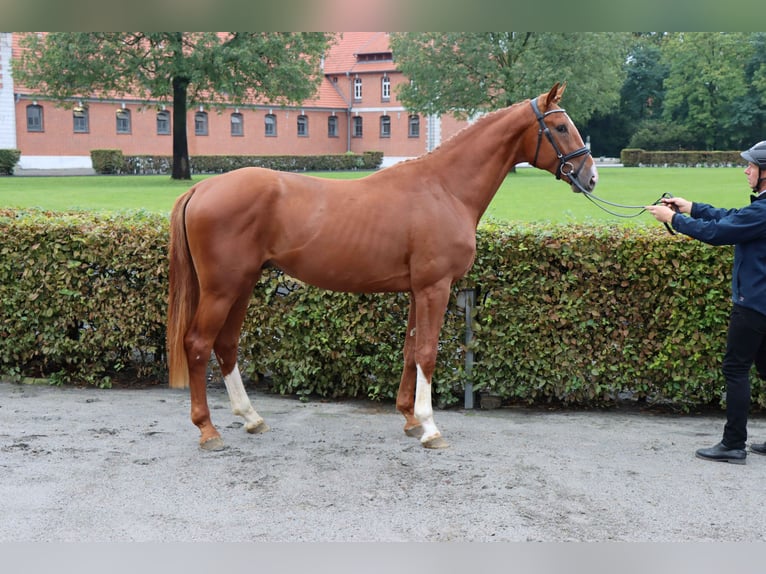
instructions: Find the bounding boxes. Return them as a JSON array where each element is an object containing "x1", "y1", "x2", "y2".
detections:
[{"x1": 565, "y1": 161, "x2": 598, "y2": 194}]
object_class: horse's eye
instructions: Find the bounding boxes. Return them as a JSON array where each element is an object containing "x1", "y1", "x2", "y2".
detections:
[{"x1": 556, "y1": 124, "x2": 568, "y2": 134}]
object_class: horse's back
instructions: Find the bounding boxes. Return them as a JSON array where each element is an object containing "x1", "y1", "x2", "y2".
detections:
[{"x1": 190, "y1": 167, "x2": 308, "y2": 204}]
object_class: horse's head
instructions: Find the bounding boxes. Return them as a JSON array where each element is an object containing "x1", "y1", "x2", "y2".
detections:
[{"x1": 526, "y1": 83, "x2": 598, "y2": 193}]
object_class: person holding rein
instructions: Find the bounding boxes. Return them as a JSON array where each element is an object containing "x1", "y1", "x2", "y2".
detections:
[{"x1": 645, "y1": 140, "x2": 766, "y2": 464}]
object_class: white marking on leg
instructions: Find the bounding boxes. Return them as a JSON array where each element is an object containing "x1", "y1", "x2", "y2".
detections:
[
  {"x1": 414, "y1": 364, "x2": 441, "y2": 444},
  {"x1": 223, "y1": 363, "x2": 265, "y2": 432}
]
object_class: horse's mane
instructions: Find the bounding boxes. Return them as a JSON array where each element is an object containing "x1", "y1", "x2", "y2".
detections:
[{"x1": 391, "y1": 99, "x2": 530, "y2": 169}]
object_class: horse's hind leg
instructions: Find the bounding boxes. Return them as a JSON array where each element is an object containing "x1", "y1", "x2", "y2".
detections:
[
  {"x1": 214, "y1": 285, "x2": 269, "y2": 436},
  {"x1": 185, "y1": 292, "x2": 240, "y2": 450}
]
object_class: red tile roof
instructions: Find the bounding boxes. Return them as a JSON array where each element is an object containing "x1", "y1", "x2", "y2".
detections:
[
  {"x1": 323, "y1": 32, "x2": 395, "y2": 76},
  {"x1": 301, "y1": 77, "x2": 349, "y2": 108},
  {"x1": 356, "y1": 32, "x2": 391, "y2": 56}
]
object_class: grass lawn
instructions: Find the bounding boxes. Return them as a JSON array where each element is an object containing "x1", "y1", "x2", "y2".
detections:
[
  {"x1": 485, "y1": 166, "x2": 751, "y2": 225},
  {"x1": 0, "y1": 166, "x2": 752, "y2": 224}
]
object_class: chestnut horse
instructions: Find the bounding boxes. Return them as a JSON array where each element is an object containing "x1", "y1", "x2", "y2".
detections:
[{"x1": 167, "y1": 83, "x2": 598, "y2": 451}]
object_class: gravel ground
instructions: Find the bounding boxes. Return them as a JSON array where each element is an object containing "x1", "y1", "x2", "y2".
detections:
[{"x1": 1, "y1": 380, "x2": 766, "y2": 543}]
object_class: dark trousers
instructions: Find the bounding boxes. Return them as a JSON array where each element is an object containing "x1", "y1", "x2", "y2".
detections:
[{"x1": 721, "y1": 304, "x2": 766, "y2": 449}]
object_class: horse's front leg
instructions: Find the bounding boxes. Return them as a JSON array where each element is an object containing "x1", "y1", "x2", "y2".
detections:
[
  {"x1": 411, "y1": 281, "x2": 452, "y2": 449},
  {"x1": 396, "y1": 298, "x2": 422, "y2": 438}
]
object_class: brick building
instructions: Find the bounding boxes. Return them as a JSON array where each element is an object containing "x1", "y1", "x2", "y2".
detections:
[{"x1": 0, "y1": 32, "x2": 467, "y2": 172}]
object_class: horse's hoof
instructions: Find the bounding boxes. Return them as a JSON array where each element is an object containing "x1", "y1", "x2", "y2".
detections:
[
  {"x1": 422, "y1": 435, "x2": 449, "y2": 449},
  {"x1": 199, "y1": 436, "x2": 226, "y2": 451},
  {"x1": 246, "y1": 420, "x2": 270, "y2": 434},
  {"x1": 404, "y1": 425, "x2": 424, "y2": 439}
]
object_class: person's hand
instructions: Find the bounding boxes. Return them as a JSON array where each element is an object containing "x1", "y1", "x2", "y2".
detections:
[
  {"x1": 645, "y1": 204, "x2": 676, "y2": 224},
  {"x1": 660, "y1": 196, "x2": 692, "y2": 214}
]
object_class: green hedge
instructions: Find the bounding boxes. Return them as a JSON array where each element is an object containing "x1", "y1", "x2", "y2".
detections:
[
  {"x1": 466, "y1": 223, "x2": 755, "y2": 409},
  {"x1": 1, "y1": 209, "x2": 763, "y2": 411},
  {"x1": 90, "y1": 150, "x2": 384, "y2": 175},
  {"x1": 90, "y1": 149, "x2": 124, "y2": 174},
  {"x1": 621, "y1": 149, "x2": 743, "y2": 167},
  {"x1": 0, "y1": 210, "x2": 168, "y2": 386},
  {"x1": 0, "y1": 149, "x2": 21, "y2": 175}
]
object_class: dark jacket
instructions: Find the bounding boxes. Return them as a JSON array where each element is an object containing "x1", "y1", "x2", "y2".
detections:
[{"x1": 671, "y1": 194, "x2": 766, "y2": 317}]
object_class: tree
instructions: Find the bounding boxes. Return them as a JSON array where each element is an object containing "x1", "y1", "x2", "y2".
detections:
[
  {"x1": 661, "y1": 32, "x2": 751, "y2": 150},
  {"x1": 750, "y1": 33, "x2": 766, "y2": 105},
  {"x1": 13, "y1": 32, "x2": 334, "y2": 179},
  {"x1": 742, "y1": 32, "x2": 766, "y2": 146},
  {"x1": 389, "y1": 32, "x2": 630, "y2": 123},
  {"x1": 620, "y1": 35, "x2": 669, "y2": 123},
  {"x1": 580, "y1": 34, "x2": 671, "y2": 156}
]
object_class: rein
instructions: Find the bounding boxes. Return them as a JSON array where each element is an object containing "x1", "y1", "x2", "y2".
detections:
[
  {"x1": 582, "y1": 190, "x2": 679, "y2": 234},
  {"x1": 529, "y1": 99, "x2": 677, "y2": 235}
]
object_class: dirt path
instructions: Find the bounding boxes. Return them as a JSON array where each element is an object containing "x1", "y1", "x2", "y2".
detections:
[{"x1": 1, "y1": 381, "x2": 765, "y2": 542}]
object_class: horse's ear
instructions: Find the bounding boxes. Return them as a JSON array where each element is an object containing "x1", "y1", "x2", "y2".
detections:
[{"x1": 546, "y1": 82, "x2": 566, "y2": 107}]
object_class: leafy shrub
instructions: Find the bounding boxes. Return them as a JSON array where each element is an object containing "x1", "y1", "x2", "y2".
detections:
[
  {"x1": 0, "y1": 149, "x2": 21, "y2": 175},
  {"x1": 1, "y1": 210, "x2": 763, "y2": 411},
  {"x1": 0, "y1": 209, "x2": 167, "y2": 387},
  {"x1": 119, "y1": 152, "x2": 384, "y2": 175},
  {"x1": 627, "y1": 120, "x2": 697, "y2": 151},
  {"x1": 465, "y1": 223, "x2": 756, "y2": 409},
  {"x1": 90, "y1": 149, "x2": 125, "y2": 174},
  {"x1": 621, "y1": 148, "x2": 743, "y2": 167}
]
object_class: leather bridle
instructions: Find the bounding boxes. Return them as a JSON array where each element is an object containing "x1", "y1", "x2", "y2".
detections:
[{"x1": 530, "y1": 98, "x2": 591, "y2": 193}]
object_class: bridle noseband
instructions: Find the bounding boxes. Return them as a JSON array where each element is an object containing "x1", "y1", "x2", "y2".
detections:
[{"x1": 530, "y1": 98, "x2": 591, "y2": 193}]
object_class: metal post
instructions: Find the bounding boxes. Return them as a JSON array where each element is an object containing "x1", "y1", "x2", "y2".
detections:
[{"x1": 459, "y1": 288, "x2": 476, "y2": 409}]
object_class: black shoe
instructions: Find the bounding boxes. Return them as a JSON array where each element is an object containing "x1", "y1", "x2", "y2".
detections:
[
  {"x1": 750, "y1": 442, "x2": 766, "y2": 456},
  {"x1": 695, "y1": 442, "x2": 747, "y2": 464}
]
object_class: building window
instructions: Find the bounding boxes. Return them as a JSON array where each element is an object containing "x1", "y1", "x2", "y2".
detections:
[
  {"x1": 73, "y1": 106, "x2": 89, "y2": 133},
  {"x1": 353, "y1": 116, "x2": 363, "y2": 138},
  {"x1": 297, "y1": 114, "x2": 308, "y2": 137},
  {"x1": 195, "y1": 111, "x2": 208, "y2": 136},
  {"x1": 265, "y1": 113, "x2": 277, "y2": 137},
  {"x1": 231, "y1": 112, "x2": 244, "y2": 136},
  {"x1": 26, "y1": 104, "x2": 43, "y2": 132},
  {"x1": 116, "y1": 108, "x2": 131, "y2": 134},
  {"x1": 328, "y1": 115, "x2": 338, "y2": 138},
  {"x1": 354, "y1": 77, "x2": 362, "y2": 101},
  {"x1": 157, "y1": 110, "x2": 170, "y2": 135},
  {"x1": 380, "y1": 115, "x2": 391, "y2": 138},
  {"x1": 408, "y1": 114, "x2": 420, "y2": 138},
  {"x1": 358, "y1": 52, "x2": 393, "y2": 63},
  {"x1": 381, "y1": 76, "x2": 391, "y2": 101}
]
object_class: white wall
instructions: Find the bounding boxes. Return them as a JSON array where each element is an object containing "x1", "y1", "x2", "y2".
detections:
[
  {"x1": 16, "y1": 156, "x2": 94, "y2": 170},
  {"x1": 0, "y1": 33, "x2": 18, "y2": 150}
]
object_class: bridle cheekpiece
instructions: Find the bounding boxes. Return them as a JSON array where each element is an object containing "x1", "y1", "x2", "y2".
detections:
[{"x1": 530, "y1": 98, "x2": 591, "y2": 193}]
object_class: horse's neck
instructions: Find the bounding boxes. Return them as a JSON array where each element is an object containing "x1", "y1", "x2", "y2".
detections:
[{"x1": 431, "y1": 104, "x2": 532, "y2": 225}]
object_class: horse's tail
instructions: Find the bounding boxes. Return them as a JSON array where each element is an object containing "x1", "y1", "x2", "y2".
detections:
[{"x1": 167, "y1": 188, "x2": 198, "y2": 389}]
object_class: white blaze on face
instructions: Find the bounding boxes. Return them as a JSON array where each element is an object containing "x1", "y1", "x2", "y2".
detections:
[
  {"x1": 223, "y1": 363, "x2": 265, "y2": 432},
  {"x1": 414, "y1": 364, "x2": 441, "y2": 444}
]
